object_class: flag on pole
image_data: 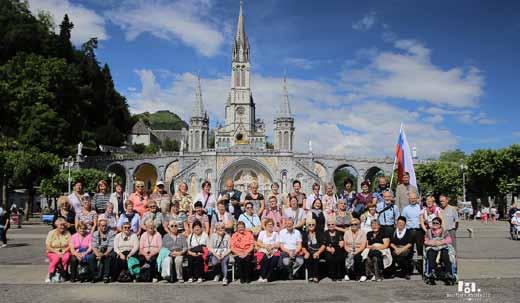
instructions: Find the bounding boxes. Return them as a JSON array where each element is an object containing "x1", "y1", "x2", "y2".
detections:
[{"x1": 395, "y1": 125, "x2": 417, "y2": 187}]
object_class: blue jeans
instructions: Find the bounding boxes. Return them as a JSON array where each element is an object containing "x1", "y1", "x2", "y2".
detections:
[{"x1": 210, "y1": 255, "x2": 229, "y2": 279}]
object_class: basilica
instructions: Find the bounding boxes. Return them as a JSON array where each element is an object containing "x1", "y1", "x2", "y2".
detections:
[{"x1": 83, "y1": 2, "x2": 396, "y2": 197}]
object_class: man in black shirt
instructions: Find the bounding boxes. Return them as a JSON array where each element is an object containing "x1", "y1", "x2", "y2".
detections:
[{"x1": 390, "y1": 216, "x2": 413, "y2": 279}]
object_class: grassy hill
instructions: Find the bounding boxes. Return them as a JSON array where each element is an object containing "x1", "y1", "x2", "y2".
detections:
[{"x1": 134, "y1": 110, "x2": 188, "y2": 130}]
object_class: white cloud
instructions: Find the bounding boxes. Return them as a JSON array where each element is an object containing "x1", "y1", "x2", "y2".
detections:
[
  {"x1": 342, "y1": 39, "x2": 484, "y2": 108},
  {"x1": 284, "y1": 57, "x2": 332, "y2": 70},
  {"x1": 127, "y1": 69, "x2": 459, "y2": 158},
  {"x1": 28, "y1": 0, "x2": 108, "y2": 44},
  {"x1": 106, "y1": 0, "x2": 224, "y2": 57},
  {"x1": 352, "y1": 11, "x2": 377, "y2": 31}
]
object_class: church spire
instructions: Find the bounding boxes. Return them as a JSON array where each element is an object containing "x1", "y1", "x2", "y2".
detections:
[
  {"x1": 232, "y1": 0, "x2": 249, "y2": 63},
  {"x1": 279, "y1": 74, "x2": 292, "y2": 118},
  {"x1": 191, "y1": 74, "x2": 205, "y2": 118}
]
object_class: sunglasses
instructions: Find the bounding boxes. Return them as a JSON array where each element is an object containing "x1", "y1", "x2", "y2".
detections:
[
  {"x1": 123, "y1": 226, "x2": 130, "y2": 230},
  {"x1": 432, "y1": 222, "x2": 441, "y2": 225},
  {"x1": 327, "y1": 224, "x2": 335, "y2": 226},
  {"x1": 245, "y1": 206, "x2": 253, "y2": 209},
  {"x1": 351, "y1": 224, "x2": 359, "y2": 226},
  {"x1": 169, "y1": 225, "x2": 177, "y2": 228},
  {"x1": 308, "y1": 224, "x2": 315, "y2": 226}
]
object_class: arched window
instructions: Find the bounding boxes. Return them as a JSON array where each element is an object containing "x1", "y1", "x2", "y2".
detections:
[{"x1": 283, "y1": 131, "x2": 289, "y2": 150}]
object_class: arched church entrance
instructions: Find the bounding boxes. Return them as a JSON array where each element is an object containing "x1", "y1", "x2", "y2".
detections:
[
  {"x1": 133, "y1": 163, "x2": 158, "y2": 194},
  {"x1": 218, "y1": 158, "x2": 274, "y2": 197}
]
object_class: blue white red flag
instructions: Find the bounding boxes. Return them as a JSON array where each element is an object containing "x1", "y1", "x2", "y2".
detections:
[{"x1": 395, "y1": 125, "x2": 417, "y2": 187}]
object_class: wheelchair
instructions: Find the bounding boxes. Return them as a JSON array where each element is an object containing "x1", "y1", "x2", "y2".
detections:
[{"x1": 423, "y1": 248, "x2": 457, "y2": 286}]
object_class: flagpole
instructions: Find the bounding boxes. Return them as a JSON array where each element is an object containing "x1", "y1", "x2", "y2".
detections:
[{"x1": 389, "y1": 123, "x2": 403, "y2": 189}]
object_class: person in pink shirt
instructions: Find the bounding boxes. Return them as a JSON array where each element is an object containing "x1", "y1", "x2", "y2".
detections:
[
  {"x1": 420, "y1": 196, "x2": 444, "y2": 232},
  {"x1": 68, "y1": 221, "x2": 93, "y2": 282},
  {"x1": 128, "y1": 181, "x2": 148, "y2": 217},
  {"x1": 230, "y1": 221, "x2": 255, "y2": 283},
  {"x1": 424, "y1": 217, "x2": 455, "y2": 285},
  {"x1": 139, "y1": 219, "x2": 162, "y2": 282}
]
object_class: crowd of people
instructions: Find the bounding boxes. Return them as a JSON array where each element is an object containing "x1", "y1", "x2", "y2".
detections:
[{"x1": 43, "y1": 172, "x2": 459, "y2": 285}]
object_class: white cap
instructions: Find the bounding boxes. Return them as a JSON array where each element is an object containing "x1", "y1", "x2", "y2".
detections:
[{"x1": 156, "y1": 181, "x2": 165, "y2": 186}]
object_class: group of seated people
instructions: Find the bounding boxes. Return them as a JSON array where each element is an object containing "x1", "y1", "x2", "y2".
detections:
[{"x1": 44, "y1": 177, "x2": 456, "y2": 285}]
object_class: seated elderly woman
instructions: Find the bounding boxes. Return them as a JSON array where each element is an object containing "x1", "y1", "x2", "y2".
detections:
[
  {"x1": 364, "y1": 219, "x2": 390, "y2": 282},
  {"x1": 230, "y1": 221, "x2": 255, "y2": 284},
  {"x1": 424, "y1": 217, "x2": 456, "y2": 285},
  {"x1": 161, "y1": 220, "x2": 188, "y2": 283},
  {"x1": 75, "y1": 195, "x2": 97, "y2": 233},
  {"x1": 390, "y1": 216, "x2": 413, "y2": 280},
  {"x1": 322, "y1": 218, "x2": 345, "y2": 281},
  {"x1": 187, "y1": 220, "x2": 209, "y2": 283},
  {"x1": 45, "y1": 217, "x2": 71, "y2": 283},
  {"x1": 53, "y1": 196, "x2": 76, "y2": 234},
  {"x1": 511, "y1": 210, "x2": 520, "y2": 237},
  {"x1": 343, "y1": 218, "x2": 367, "y2": 281},
  {"x1": 117, "y1": 201, "x2": 140, "y2": 234},
  {"x1": 69, "y1": 221, "x2": 93, "y2": 282},
  {"x1": 256, "y1": 218, "x2": 281, "y2": 283},
  {"x1": 142, "y1": 200, "x2": 165, "y2": 235},
  {"x1": 302, "y1": 218, "x2": 325, "y2": 283},
  {"x1": 279, "y1": 217, "x2": 304, "y2": 280},
  {"x1": 208, "y1": 222, "x2": 231, "y2": 285},
  {"x1": 113, "y1": 220, "x2": 139, "y2": 282},
  {"x1": 139, "y1": 219, "x2": 162, "y2": 282},
  {"x1": 90, "y1": 218, "x2": 116, "y2": 283}
]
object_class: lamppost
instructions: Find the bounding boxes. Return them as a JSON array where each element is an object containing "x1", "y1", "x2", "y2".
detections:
[
  {"x1": 108, "y1": 173, "x2": 116, "y2": 193},
  {"x1": 64, "y1": 157, "x2": 74, "y2": 194},
  {"x1": 460, "y1": 161, "x2": 468, "y2": 202}
]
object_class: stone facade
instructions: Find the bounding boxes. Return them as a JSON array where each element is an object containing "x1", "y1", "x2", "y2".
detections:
[{"x1": 81, "y1": 2, "x2": 417, "y2": 197}]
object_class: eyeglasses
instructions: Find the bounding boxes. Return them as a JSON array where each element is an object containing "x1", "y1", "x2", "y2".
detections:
[
  {"x1": 245, "y1": 206, "x2": 253, "y2": 209},
  {"x1": 351, "y1": 223, "x2": 359, "y2": 226},
  {"x1": 136, "y1": 185, "x2": 144, "y2": 188},
  {"x1": 169, "y1": 225, "x2": 177, "y2": 228},
  {"x1": 432, "y1": 222, "x2": 441, "y2": 225},
  {"x1": 327, "y1": 224, "x2": 335, "y2": 226},
  {"x1": 123, "y1": 226, "x2": 130, "y2": 230},
  {"x1": 308, "y1": 224, "x2": 315, "y2": 226}
]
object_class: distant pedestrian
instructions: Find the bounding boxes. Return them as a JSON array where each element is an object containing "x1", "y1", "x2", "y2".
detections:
[{"x1": 0, "y1": 207, "x2": 10, "y2": 248}]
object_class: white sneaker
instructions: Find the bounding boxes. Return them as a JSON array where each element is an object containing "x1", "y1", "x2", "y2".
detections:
[
  {"x1": 257, "y1": 278, "x2": 267, "y2": 283},
  {"x1": 213, "y1": 275, "x2": 220, "y2": 282},
  {"x1": 222, "y1": 278, "x2": 228, "y2": 286},
  {"x1": 197, "y1": 278, "x2": 203, "y2": 283},
  {"x1": 359, "y1": 276, "x2": 367, "y2": 282},
  {"x1": 152, "y1": 278, "x2": 158, "y2": 283},
  {"x1": 0, "y1": 244, "x2": 7, "y2": 248},
  {"x1": 371, "y1": 276, "x2": 376, "y2": 281},
  {"x1": 178, "y1": 279, "x2": 184, "y2": 283},
  {"x1": 188, "y1": 278, "x2": 193, "y2": 283},
  {"x1": 344, "y1": 275, "x2": 350, "y2": 281},
  {"x1": 45, "y1": 277, "x2": 51, "y2": 283}
]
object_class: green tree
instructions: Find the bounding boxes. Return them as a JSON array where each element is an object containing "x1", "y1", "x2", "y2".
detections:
[
  {"x1": 1, "y1": 150, "x2": 60, "y2": 218},
  {"x1": 162, "y1": 139, "x2": 180, "y2": 152},
  {"x1": 415, "y1": 161, "x2": 462, "y2": 200}
]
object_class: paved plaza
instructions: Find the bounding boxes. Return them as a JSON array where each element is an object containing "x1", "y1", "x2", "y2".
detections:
[{"x1": 0, "y1": 220, "x2": 518, "y2": 303}]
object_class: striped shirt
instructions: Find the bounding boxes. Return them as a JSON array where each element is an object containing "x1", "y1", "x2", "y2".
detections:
[{"x1": 93, "y1": 193, "x2": 111, "y2": 214}]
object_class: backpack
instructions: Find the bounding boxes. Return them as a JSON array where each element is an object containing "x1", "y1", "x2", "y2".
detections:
[{"x1": 127, "y1": 256, "x2": 141, "y2": 278}]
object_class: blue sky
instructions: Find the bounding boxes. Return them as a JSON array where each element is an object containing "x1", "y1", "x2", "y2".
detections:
[{"x1": 28, "y1": 0, "x2": 520, "y2": 158}]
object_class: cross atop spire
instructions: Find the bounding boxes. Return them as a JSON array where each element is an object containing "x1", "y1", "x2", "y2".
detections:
[
  {"x1": 191, "y1": 74, "x2": 205, "y2": 118},
  {"x1": 232, "y1": 0, "x2": 249, "y2": 63}
]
